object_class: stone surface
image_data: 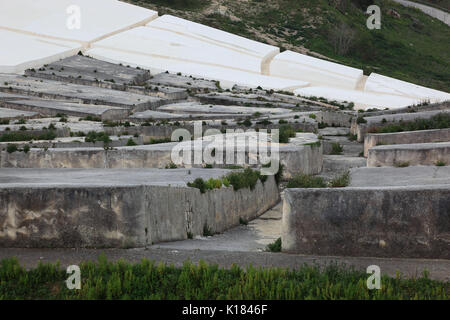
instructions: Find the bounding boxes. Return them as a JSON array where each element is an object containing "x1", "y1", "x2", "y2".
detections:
[
  {"x1": 0, "y1": 168, "x2": 279, "y2": 247},
  {"x1": 350, "y1": 166, "x2": 450, "y2": 187},
  {"x1": 364, "y1": 128, "x2": 450, "y2": 157},
  {"x1": 0, "y1": 107, "x2": 38, "y2": 120},
  {"x1": 367, "y1": 142, "x2": 450, "y2": 167},
  {"x1": 282, "y1": 186, "x2": 450, "y2": 258},
  {"x1": 0, "y1": 74, "x2": 165, "y2": 111},
  {"x1": 4, "y1": 99, "x2": 128, "y2": 120}
]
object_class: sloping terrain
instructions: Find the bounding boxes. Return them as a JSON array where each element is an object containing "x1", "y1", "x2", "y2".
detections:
[{"x1": 126, "y1": 0, "x2": 450, "y2": 92}]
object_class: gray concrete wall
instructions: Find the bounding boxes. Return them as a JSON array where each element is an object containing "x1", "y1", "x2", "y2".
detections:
[
  {"x1": 282, "y1": 186, "x2": 450, "y2": 258},
  {"x1": 317, "y1": 111, "x2": 354, "y2": 128},
  {"x1": 0, "y1": 143, "x2": 322, "y2": 178},
  {"x1": 367, "y1": 142, "x2": 450, "y2": 167},
  {"x1": 364, "y1": 128, "x2": 450, "y2": 157},
  {"x1": 0, "y1": 177, "x2": 279, "y2": 248}
]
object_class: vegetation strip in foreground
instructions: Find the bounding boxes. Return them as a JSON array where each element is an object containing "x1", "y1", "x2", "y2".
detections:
[{"x1": 0, "y1": 257, "x2": 448, "y2": 299}]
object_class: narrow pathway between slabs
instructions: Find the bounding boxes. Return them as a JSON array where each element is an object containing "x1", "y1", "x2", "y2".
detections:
[{"x1": 151, "y1": 202, "x2": 283, "y2": 252}]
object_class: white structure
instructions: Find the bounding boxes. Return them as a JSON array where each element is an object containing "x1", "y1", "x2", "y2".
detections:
[
  {"x1": 0, "y1": 0, "x2": 448, "y2": 109},
  {"x1": 0, "y1": 29, "x2": 82, "y2": 74},
  {"x1": 364, "y1": 73, "x2": 450, "y2": 104},
  {"x1": 269, "y1": 50, "x2": 364, "y2": 90},
  {"x1": 294, "y1": 86, "x2": 419, "y2": 110},
  {"x1": 87, "y1": 47, "x2": 309, "y2": 91},
  {"x1": 0, "y1": 0, "x2": 157, "y2": 44}
]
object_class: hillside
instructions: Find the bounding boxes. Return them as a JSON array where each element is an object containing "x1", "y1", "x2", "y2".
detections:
[{"x1": 126, "y1": 0, "x2": 450, "y2": 92}]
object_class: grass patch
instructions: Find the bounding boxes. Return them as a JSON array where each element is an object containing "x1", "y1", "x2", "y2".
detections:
[
  {"x1": 0, "y1": 257, "x2": 448, "y2": 299},
  {"x1": 329, "y1": 171, "x2": 350, "y2": 188},
  {"x1": 266, "y1": 237, "x2": 282, "y2": 252},
  {"x1": 394, "y1": 161, "x2": 410, "y2": 168},
  {"x1": 330, "y1": 142, "x2": 343, "y2": 155},
  {"x1": 287, "y1": 174, "x2": 327, "y2": 188},
  {"x1": 369, "y1": 113, "x2": 450, "y2": 134},
  {"x1": 435, "y1": 160, "x2": 447, "y2": 166}
]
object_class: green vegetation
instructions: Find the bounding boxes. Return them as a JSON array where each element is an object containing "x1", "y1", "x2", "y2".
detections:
[
  {"x1": 435, "y1": 160, "x2": 447, "y2": 166},
  {"x1": 356, "y1": 116, "x2": 367, "y2": 124},
  {"x1": 329, "y1": 171, "x2": 351, "y2": 188},
  {"x1": 278, "y1": 124, "x2": 296, "y2": 143},
  {"x1": 287, "y1": 174, "x2": 327, "y2": 188},
  {"x1": 394, "y1": 160, "x2": 410, "y2": 167},
  {"x1": 165, "y1": 161, "x2": 178, "y2": 169},
  {"x1": 368, "y1": 113, "x2": 450, "y2": 134},
  {"x1": 1, "y1": 257, "x2": 448, "y2": 299},
  {"x1": 266, "y1": 237, "x2": 282, "y2": 252},
  {"x1": 187, "y1": 168, "x2": 267, "y2": 193},
  {"x1": 6, "y1": 144, "x2": 18, "y2": 153},
  {"x1": 330, "y1": 142, "x2": 344, "y2": 155},
  {"x1": 85, "y1": 131, "x2": 111, "y2": 144},
  {"x1": 146, "y1": 137, "x2": 172, "y2": 145},
  {"x1": 0, "y1": 130, "x2": 56, "y2": 142},
  {"x1": 126, "y1": 138, "x2": 137, "y2": 146},
  {"x1": 239, "y1": 217, "x2": 248, "y2": 225},
  {"x1": 287, "y1": 172, "x2": 350, "y2": 188},
  {"x1": 202, "y1": 223, "x2": 214, "y2": 237}
]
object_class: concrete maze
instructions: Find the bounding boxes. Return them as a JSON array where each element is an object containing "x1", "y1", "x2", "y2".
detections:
[{"x1": 0, "y1": 54, "x2": 449, "y2": 277}]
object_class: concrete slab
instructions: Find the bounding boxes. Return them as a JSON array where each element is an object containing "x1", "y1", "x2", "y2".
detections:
[
  {"x1": 0, "y1": 107, "x2": 38, "y2": 120},
  {"x1": 365, "y1": 73, "x2": 450, "y2": 103},
  {"x1": 270, "y1": 50, "x2": 363, "y2": 89},
  {"x1": 350, "y1": 166, "x2": 450, "y2": 187},
  {"x1": 148, "y1": 72, "x2": 218, "y2": 91},
  {"x1": 87, "y1": 47, "x2": 309, "y2": 91},
  {"x1": 4, "y1": 99, "x2": 128, "y2": 120},
  {"x1": 0, "y1": 168, "x2": 279, "y2": 247},
  {"x1": 0, "y1": 30, "x2": 82, "y2": 74},
  {"x1": 147, "y1": 15, "x2": 279, "y2": 74},
  {"x1": 367, "y1": 142, "x2": 450, "y2": 167},
  {"x1": 158, "y1": 102, "x2": 291, "y2": 115},
  {"x1": 0, "y1": 74, "x2": 165, "y2": 111},
  {"x1": 0, "y1": 0, "x2": 158, "y2": 44},
  {"x1": 364, "y1": 128, "x2": 450, "y2": 157},
  {"x1": 294, "y1": 86, "x2": 419, "y2": 110},
  {"x1": 0, "y1": 168, "x2": 229, "y2": 187}
]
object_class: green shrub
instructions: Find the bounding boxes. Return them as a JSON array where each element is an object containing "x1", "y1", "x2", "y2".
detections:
[
  {"x1": 126, "y1": 138, "x2": 137, "y2": 146},
  {"x1": 22, "y1": 144, "x2": 30, "y2": 153},
  {"x1": 266, "y1": 238, "x2": 281, "y2": 252},
  {"x1": 330, "y1": 142, "x2": 343, "y2": 155},
  {"x1": 435, "y1": 160, "x2": 447, "y2": 167},
  {"x1": 308, "y1": 114, "x2": 316, "y2": 119},
  {"x1": 356, "y1": 116, "x2": 367, "y2": 124},
  {"x1": 202, "y1": 223, "x2": 214, "y2": 237},
  {"x1": 6, "y1": 144, "x2": 18, "y2": 153},
  {"x1": 394, "y1": 161, "x2": 410, "y2": 168},
  {"x1": 329, "y1": 172, "x2": 350, "y2": 188},
  {"x1": 165, "y1": 162, "x2": 178, "y2": 169},
  {"x1": 369, "y1": 113, "x2": 450, "y2": 134},
  {"x1": 239, "y1": 217, "x2": 248, "y2": 225},
  {"x1": 187, "y1": 178, "x2": 207, "y2": 193},
  {"x1": 287, "y1": 174, "x2": 327, "y2": 188},
  {"x1": 278, "y1": 125, "x2": 296, "y2": 143}
]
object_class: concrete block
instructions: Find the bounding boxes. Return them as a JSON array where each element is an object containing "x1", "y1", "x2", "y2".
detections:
[
  {"x1": 270, "y1": 50, "x2": 363, "y2": 89},
  {"x1": 0, "y1": 168, "x2": 279, "y2": 247},
  {"x1": 367, "y1": 142, "x2": 450, "y2": 167},
  {"x1": 364, "y1": 128, "x2": 450, "y2": 157},
  {"x1": 365, "y1": 73, "x2": 450, "y2": 104},
  {"x1": 0, "y1": 0, "x2": 157, "y2": 44},
  {"x1": 282, "y1": 186, "x2": 450, "y2": 258},
  {"x1": 0, "y1": 30, "x2": 82, "y2": 74},
  {"x1": 3, "y1": 99, "x2": 128, "y2": 121},
  {"x1": 86, "y1": 47, "x2": 309, "y2": 91}
]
